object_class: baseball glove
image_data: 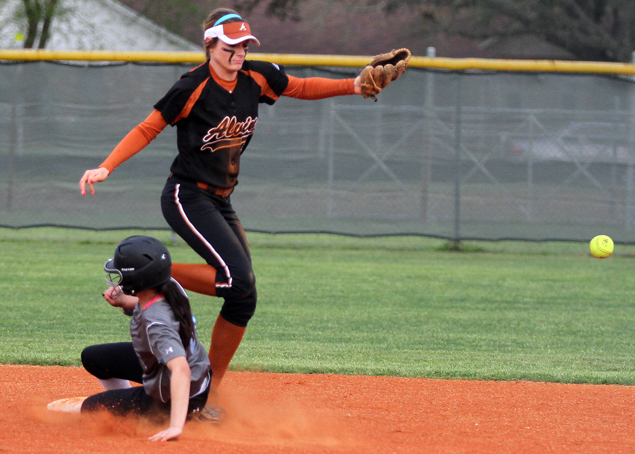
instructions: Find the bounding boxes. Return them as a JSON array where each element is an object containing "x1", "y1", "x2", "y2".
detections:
[{"x1": 360, "y1": 48, "x2": 411, "y2": 101}]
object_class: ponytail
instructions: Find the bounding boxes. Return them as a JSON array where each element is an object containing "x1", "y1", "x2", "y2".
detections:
[{"x1": 156, "y1": 280, "x2": 195, "y2": 348}]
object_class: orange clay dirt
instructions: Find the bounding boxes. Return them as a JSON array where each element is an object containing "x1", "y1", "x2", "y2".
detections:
[{"x1": 2, "y1": 364, "x2": 635, "y2": 453}]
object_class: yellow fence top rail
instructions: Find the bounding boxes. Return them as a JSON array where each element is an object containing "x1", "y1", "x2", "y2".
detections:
[{"x1": 1, "y1": 49, "x2": 635, "y2": 75}]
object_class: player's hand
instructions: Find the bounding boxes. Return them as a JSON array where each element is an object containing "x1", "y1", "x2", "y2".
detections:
[
  {"x1": 79, "y1": 167, "x2": 109, "y2": 196},
  {"x1": 148, "y1": 426, "x2": 183, "y2": 442},
  {"x1": 102, "y1": 286, "x2": 138, "y2": 310}
]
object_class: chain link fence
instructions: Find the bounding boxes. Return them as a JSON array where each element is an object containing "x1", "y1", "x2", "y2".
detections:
[{"x1": 1, "y1": 60, "x2": 635, "y2": 242}]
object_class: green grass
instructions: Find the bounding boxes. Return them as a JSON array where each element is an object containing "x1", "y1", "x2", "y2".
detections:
[{"x1": 1, "y1": 227, "x2": 635, "y2": 385}]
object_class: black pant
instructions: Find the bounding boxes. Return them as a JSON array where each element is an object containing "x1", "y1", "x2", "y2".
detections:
[
  {"x1": 81, "y1": 342, "x2": 209, "y2": 420},
  {"x1": 161, "y1": 175, "x2": 257, "y2": 327}
]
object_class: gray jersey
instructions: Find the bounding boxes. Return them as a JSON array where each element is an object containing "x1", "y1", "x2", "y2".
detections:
[{"x1": 129, "y1": 299, "x2": 210, "y2": 403}]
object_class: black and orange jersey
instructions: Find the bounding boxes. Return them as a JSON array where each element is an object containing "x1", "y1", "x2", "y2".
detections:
[
  {"x1": 155, "y1": 60, "x2": 289, "y2": 188},
  {"x1": 99, "y1": 61, "x2": 356, "y2": 185}
]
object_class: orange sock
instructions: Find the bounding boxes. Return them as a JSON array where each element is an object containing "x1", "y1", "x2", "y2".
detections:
[
  {"x1": 171, "y1": 263, "x2": 217, "y2": 296},
  {"x1": 209, "y1": 314, "x2": 246, "y2": 391}
]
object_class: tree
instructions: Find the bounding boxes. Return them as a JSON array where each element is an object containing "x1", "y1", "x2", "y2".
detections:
[
  {"x1": 385, "y1": 0, "x2": 635, "y2": 62},
  {"x1": 20, "y1": 0, "x2": 60, "y2": 48},
  {"x1": 228, "y1": 0, "x2": 635, "y2": 62},
  {"x1": 233, "y1": 0, "x2": 302, "y2": 20},
  {"x1": 118, "y1": 0, "x2": 220, "y2": 45}
]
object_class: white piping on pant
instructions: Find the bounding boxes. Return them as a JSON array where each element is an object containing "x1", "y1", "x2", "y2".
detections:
[{"x1": 173, "y1": 183, "x2": 232, "y2": 290}]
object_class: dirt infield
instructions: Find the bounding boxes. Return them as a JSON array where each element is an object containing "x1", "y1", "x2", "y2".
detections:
[{"x1": 2, "y1": 364, "x2": 635, "y2": 453}]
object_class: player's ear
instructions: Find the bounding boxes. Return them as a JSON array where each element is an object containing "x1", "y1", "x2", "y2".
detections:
[{"x1": 204, "y1": 38, "x2": 218, "y2": 60}]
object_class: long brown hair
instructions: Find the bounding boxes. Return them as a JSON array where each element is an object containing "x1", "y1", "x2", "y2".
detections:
[{"x1": 203, "y1": 7, "x2": 244, "y2": 61}]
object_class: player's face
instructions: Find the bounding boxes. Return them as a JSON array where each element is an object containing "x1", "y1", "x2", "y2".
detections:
[{"x1": 210, "y1": 41, "x2": 249, "y2": 76}]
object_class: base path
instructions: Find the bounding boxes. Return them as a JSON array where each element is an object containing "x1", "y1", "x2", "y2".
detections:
[{"x1": 1, "y1": 364, "x2": 634, "y2": 453}]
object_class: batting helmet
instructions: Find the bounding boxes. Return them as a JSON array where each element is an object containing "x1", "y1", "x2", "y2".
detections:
[{"x1": 104, "y1": 235, "x2": 172, "y2": 296}]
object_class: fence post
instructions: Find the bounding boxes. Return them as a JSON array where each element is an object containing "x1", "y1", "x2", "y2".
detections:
[
  {"x1": 453, "y1": 74, "x2": 463, "y2": 247},
  {"x1": 7, "y1": 64, "x2": 23, "y2": 213},
  {"x1": 611, "y1": 96, "x2": 619, "y2": 221},
  {"x1": 626, "y1": 51, "x2": 635, "y2": 230},
  {"x1": 421, "y1": 46, "x2": 435, "y2": 222},
  {"x1": 527, "y1": 115, "x2": 536, "y2": 222},
  {"x1": 327, "y1": 98, "x2": 335, "y2": 218}
]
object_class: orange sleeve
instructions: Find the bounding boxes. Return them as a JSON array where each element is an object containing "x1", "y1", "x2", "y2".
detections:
[
  {"x1": 99, "y1": 109, "x2": 168, "y2": 173},
  {"x1": 282, "y1": 75, "x2": 356, "y2": 100}
]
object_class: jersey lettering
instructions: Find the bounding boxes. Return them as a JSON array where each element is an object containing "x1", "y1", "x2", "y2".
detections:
[{"x1": 201, "y1": 116, "x2": 258, "y2": 153}]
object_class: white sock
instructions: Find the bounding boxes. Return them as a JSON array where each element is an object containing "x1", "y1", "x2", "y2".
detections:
[{"x1": 98, "y1": 378, "x2": 132, "y2": 390}]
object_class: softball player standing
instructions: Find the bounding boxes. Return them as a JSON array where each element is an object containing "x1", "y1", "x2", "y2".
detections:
[{"x1": 79, "y1": 7, "x2": 364, "y2": 401}]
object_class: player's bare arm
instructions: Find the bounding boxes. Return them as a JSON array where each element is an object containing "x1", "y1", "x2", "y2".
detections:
[
  {"x1": 353, "y1": 75, "x2": 362, "y2": 95},
  {"x1": 79, "y1": 167, "x2": 109, "y2": 196},
  {"x1": 102, "y1": 285, "x2": 138, "y2": 311},
  {"x1": 148, "y1": 356, "x2": 191, "y2": 442}
]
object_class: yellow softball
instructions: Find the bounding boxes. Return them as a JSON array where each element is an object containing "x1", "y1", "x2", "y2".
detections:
[{"x1": 589, "y1": 235, "x2": 614, "y2": 259}]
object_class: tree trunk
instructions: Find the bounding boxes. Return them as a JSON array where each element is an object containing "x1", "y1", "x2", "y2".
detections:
[
  {"x1": 22, "y1": 0, "x2": 42, "y2": 49},
  {"x1": 38, "y1": 0, "x2": 59, "y2": 49}
]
